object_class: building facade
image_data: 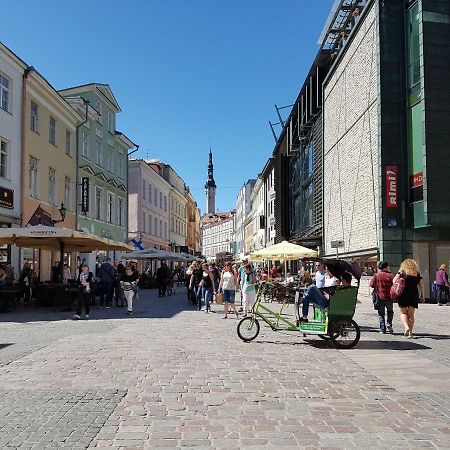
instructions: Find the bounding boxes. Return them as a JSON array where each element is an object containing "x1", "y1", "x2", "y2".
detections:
[
  {"x1": 59, "y1": 84, "x2": 135, "y2": 266},
  {"x1": 0, "y1": 43, "x2": 26, "y2": 269},
  {"x1": 322, "y1": 0, "x2": 450, "y2": 295},
  {"x1": 261, "y1": 160, "x2": 275, "y2": 248},
  {"x1": 185, "y1": 187, "x2": 199, "y2": 254},
  {"x1": 235, "y1": 179, "x2": 255, "y2": 260},
  {"x1": 128, "y1": 159, "x2": 171, "y2": 252},
  {"x1": 22, "y1": 68, "x2": 82, "y2": 279},
  {"x1": 201, "y1": 212, "x2": 235, "y2": 262},
  {"x1": 250, "y1": 176, "x2": 265, "y2": 253}
]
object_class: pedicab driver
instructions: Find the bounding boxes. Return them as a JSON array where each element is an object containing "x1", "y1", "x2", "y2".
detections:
[{"x1": 300, "y1": 272, "x2": 353, "y2": 321}]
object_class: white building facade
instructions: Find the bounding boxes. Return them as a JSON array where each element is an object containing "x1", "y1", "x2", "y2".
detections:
[
  {"x1": 250, "y1": 177, "x2": 265, "y2": 253},
  {"x1": 235, "y1": 179, "x2": 255, "y2": 260},
  {"x1": 0, "y1": 44, "x2": 26, "y2": 269},
  {"x1": 128, "y1": 159, "x2": 171, "y2": 252},
  {"x1": 202, "y1": 214, "x2": 235, "y2": 262}
]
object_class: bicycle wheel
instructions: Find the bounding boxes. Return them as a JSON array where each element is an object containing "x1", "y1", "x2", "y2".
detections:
[
  {"x1": 237, "y1": 317, "x2": 260, "y2": 342},
  {"x1": 330, "y1": 319, "x2": 361, "y2": 349}
]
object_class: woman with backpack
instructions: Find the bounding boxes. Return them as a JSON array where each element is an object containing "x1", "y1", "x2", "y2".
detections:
[{"x1": 395, "y1": 259, "x2": 425, "y2": 339}]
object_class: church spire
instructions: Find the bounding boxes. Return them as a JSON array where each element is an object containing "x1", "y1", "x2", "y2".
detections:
[{"x1": 205, "y1": 147, "x2": 216, "y2": 214}]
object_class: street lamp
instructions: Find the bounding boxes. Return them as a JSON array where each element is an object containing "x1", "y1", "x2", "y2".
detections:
[{"x1": 52, "y1": 203, "x2": 67, "y2": 225}]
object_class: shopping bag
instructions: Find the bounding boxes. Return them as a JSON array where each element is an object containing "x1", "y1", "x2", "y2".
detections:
[{"x1": 216, "y1": 292, "x2": 223, "y2": 304}]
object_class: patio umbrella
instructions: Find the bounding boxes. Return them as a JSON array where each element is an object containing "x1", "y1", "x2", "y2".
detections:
[
  {"x1": 250, "y1": 241, "x2": 318, "y2": 280},
  {"x1": 0, "y1": 225, "x2": 133, "y2": 280},
  {"x1": 250, "y1": 241, "x2": 318, "y2": 261}
]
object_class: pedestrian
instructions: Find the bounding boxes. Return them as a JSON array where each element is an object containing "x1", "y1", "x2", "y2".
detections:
[
  {"x1": 156, "y1": 262, "x2": 170, "y2": 297},
  {"x1": 218, "y1": 262, "x2": 239, "y2": 319},
  {"x1": 314, "y1": 260, "x2": 327, "y2": 288},
  {"x1": 434, "y1": 264, "x2": 449, "y2": 306},
  {"x1": 121, "y1": 265, "x2": 139, "y2": 315},
  {"x1": 396, "y1": 259, "x2": 425, "y2": 339},
  {"x1": 73, "y1": 263, "x2": 93, "y2": 320},
  {"x1": 18, "y1": 262, "x2": 33, "y2": 303},
  {"x1": 209, "y1": 262, "x2": 221, "y2": 298},
  {"x1": 189, "y1": 261, "x2": 204, "y2": 309},
  {"x1": 324, "y1": 269, "x2": 339, "y2": 287},
  {"x1": 51, "y1": 261, "x2": 61, "y2": 282},
  {"x1": 97, "y1": 257, "x2": 117, "y2": 308},
  {"x1": 63, "y1": 264, "x2": 72, "y2": 283},
  {"x1": 242, "y1": 263, "x2": 257, "y2": 316},
  {"x1": 370, "y1": 261, "x2": 394, "y2": 334},
  {"x1": 115, "y1": 263, "x2": 126, "y2": 307},
  {"x1": 200, "y1": 262, "x2": 216, "y2": 313},
  {"x1": 238, "y1": 258, "x2": 253, "y2": 311}
]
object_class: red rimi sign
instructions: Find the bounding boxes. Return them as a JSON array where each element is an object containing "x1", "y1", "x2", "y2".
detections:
[{"x1": 386, "y1": 166, "x2": 398, "y2": 208}]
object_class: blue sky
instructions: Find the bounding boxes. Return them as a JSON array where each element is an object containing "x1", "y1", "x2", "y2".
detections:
[{"x1": 2, "y1": 0, "x2": 334, "y2": 213}]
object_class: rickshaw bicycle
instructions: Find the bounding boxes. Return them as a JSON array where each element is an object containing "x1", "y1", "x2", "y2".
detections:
[{"x1": 237, "y1": 259, "x2": 361, "y2": 349}]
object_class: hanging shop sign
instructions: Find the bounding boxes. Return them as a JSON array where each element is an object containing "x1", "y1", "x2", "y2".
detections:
[
  {"x1": 410, "y1": 171, "x2": 423, "y2": 188},
  {"x1": 81, "y1": 177, "x2": 89, "y2": 213},
  {"x1": 386, "y1": 166, "x2": 398, "y2": 208},
  {"x1": 0, "y1": 186, "x2": 14, "y2": 209}
]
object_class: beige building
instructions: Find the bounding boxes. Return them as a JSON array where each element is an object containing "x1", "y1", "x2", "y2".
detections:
[
  {"x1": 22, "y1": 68, "x2": 82, "y2": 280},
  {"x1": 185, "y1": 187, "x2": 199, "y2": 254}
]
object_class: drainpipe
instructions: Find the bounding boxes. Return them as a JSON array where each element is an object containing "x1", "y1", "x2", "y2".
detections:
[
  {"x1": 75, "y1": 99, "x2": 90, "y2": 232},
  {"x1": 20, "y1": 66, "x2": 34, "y2": 227}
]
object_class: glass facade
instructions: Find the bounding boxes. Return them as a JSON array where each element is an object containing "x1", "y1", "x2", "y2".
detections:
[
  {"x1": 289, "y1": 138, "x2": 314, "y2": 237},
  {"x1": 406, "y1": 1, "x2": 426, "y2": 226}
]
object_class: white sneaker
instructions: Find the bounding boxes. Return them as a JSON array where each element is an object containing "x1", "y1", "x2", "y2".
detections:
[{"x1": 72, "y1": 314, "x2": 81, "y2": 320}]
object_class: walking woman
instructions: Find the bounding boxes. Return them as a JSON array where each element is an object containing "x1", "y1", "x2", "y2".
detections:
[
  {"x1": 121, "y1": 265, "x2": 139, "y2": 315},
  {"x1": 200, "y1": 262, "x2": 216, "y2": 313},
  {"x1": 242, "y1": 263, "x2": 258, "y2": 316},
  {"x1": 218, "y1": 262, "x2": 239, "y2": 319},
  {"x1": 73, "y1": 263, "x2": 93, "y2": 320},
  {"x1": 435, "y1": 264, "x2": 449, "y2": 305},
  {"x1": 397, "y1": 259, "x2": 425, "y2": 339}
]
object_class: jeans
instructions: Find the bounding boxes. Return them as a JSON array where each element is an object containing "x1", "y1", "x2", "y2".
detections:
[
  {"x1": 100, "y1": 281, "x2": 113, "y2": 307},
  {"x1": 202, "y1": 287, "x2": 212, "y2": 311},
  {"x1": 302, "y1": 285, "x2": 329, "y2": 317},
  {"x1": 76, "y1": 291, "x2": 91, "y2": 316},
  {"x1": 377, "y1": 299, "x2": 394, "y2": 331},
  {"x1": 123, "y1": 289, "x2": 134, "y2": 312}
]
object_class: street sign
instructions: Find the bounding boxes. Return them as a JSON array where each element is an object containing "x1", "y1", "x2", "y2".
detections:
[
  {"x1": 330, "y1": 240, "x2": 344, "y2": 249},
  {"x1": 81, "y1": 177, "x2": 89, "y2": 213}
]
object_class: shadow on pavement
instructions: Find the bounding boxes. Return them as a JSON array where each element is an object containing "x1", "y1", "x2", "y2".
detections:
[
  {"x1": 351, "y1": 340, "x2": 431, "y2": 350},
  {"x1": 0, "y1": 343, "x2": 14, "y2": 350},
  {"x1": 0, "y1": 289, "x2": 196, "y2": 323}
]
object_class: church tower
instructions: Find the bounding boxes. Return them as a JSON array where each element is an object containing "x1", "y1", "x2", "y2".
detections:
[{"x1": 205, "y1": 148, "x2": 216, "y2": 214}]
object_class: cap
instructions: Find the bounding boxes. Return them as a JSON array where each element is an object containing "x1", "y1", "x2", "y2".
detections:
[{"x1": 377, "y1": 261, "x2": 389, "y2": 270}]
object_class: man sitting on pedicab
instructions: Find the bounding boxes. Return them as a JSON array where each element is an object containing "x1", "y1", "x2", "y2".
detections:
[{"x1": 300, "y1": 271, "x2": 353, "y2": 322}]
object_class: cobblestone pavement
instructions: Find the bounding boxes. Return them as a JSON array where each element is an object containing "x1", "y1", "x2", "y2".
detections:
[{"x1": 1, "y1": 287, "x2": 450, "y2": 449}]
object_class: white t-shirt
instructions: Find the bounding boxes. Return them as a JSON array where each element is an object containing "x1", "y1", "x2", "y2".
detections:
[
  {"x1": 315, "y1": 270, "x2": 326, "y2": 288},
  {"x1": 222, "y1": 271, "x2": 236, "y2": 290},
  {"x1": 324, "y1": 274, "x2": 338, "y2": 287}
]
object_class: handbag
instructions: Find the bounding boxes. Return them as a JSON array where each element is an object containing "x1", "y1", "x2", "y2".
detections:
[
  {"x1": 216, "y1": 292, "x2": 223, "y2": 304},
  {"x1": 390, "y1": 272, "x2": 405, "y2": 299},
  {"x1": 372, "y1": 276, "x2": 380, "y2": 310}
]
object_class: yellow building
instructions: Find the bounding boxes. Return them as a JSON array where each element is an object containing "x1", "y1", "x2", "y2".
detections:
[
  {"x1": 185, "y1": 187, "x2": 198, "y2": 254},
  {"x1": 22, "y1": 68, "x2": 82, "y2": 280}
]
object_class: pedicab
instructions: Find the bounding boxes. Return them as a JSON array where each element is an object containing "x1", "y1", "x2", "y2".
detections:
[{"x1": 237, "y1": 259, "x2": 362, "y2": 349}]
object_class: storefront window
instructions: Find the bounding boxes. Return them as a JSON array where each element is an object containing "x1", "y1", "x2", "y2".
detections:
[{"x1": 407, "y1": 3, "x2": 420, "y2": 88}]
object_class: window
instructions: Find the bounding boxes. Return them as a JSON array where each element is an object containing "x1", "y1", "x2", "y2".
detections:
[
  {"x1": 48, "y1": 167, "x2": 56, "y2": 205},
  {"x1": 142, "y1": 212, "x2": 146, "y2": 231},
  {"x1": 148, "y1": 184, "x2": 152, "y2": 203},
  {"x1": 107, "y1": 153, "x2": 112, "y2": 172},
  {"x1": 118, "y1": 198, "x2": 124, "y2": 226},
  {"x1": 118, "y1": 157, "x2": 123, "y2": 178},
  {"x1": 49, "y1": 117, "x2": 56, "y2": 145},
  {"x1": 164, "y1": 195, "x2": 167, "y2": 212},
  {"x1": 160, "y1": 219, "x2": 163, "y2": 238},
  {"x1": 159, "y1": 192, "x2": 162, "y2": 209},
  {"x1": 95, "y1": 188, "x2": 102, "y2": 220},
  {"x1": 0, "y1": 73, "x2": 9, "y2": 112},
  {"x1": 30, "y1": 102, "x2": 38, "y2": 132},
  {"x1": 142, "y1": 181, "x2": 146, "y2": 199},
  {"x1": 107, "y1": 111, "x2": 113, "y2": 132},
  {"x1": 154, "y1": 188, "x2": 158, "y2": 206},
  {"x1": 0, "y1": 140, "x2": 8, "y2": 178},
  {"x1": 29, "y1": 157, "x2": 38, "y2": 198},
  {"x1": 81, "y1": 132, "x2": 88, "y2": 157},
  {"x1": 107, "y1": 193, "x2": 113, "y2": 223},
  {"x1": 149, "y1": 214, "x2": 152, "y2": 234},
  {"x1": 94, "y1": 98, "x2": 102, "y2": 123},
  {"x1": 407, "y1": 3, "x2": 420, "y2": 88},
  {"x1": 164, "y1": 222, "x2": 167, "y2": 239},
  {"x1": 154, "y1": 217, "x2": 158, "y2": 237},
  {"x1": 65, "y1": 130, "x2": 71, "y2": 156},
  {"x1": 96, "y1": 142, "x2": 102, "y2": 165},
  {"x1": 64, "y1": 177, "x2": 71, "y2": 210}
]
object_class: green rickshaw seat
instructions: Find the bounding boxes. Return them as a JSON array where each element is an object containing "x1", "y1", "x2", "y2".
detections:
[{"x1": 328, "y1": 286, "x2": 358, "y2": 318}]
